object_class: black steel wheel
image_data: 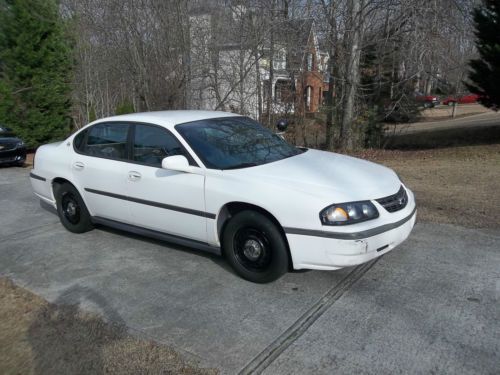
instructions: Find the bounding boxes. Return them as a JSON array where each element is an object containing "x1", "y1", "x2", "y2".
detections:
[
  {"x1": 55, "y1": 182, "x2": 94, "y2": 233},
  {"x1": 61, "y1": 192, "x2": 81, "y2": 225},
  {"x1": 233, "y1": 227, "x2": 273, "y2": 272},
  {"x1": 222, "y1": 210, "x2": 289, "y2": 283}
]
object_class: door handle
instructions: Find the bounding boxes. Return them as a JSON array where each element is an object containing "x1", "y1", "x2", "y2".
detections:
[
  {"x1": 128, "y1": 171, "x2": 142, "y2": 181},
  {"x1": 73, "y1": 161, "x2": 85, "y2": 170}
]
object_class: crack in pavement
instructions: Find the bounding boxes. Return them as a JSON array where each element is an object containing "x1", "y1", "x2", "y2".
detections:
[{"x1": 238, "y1": 258, "x2": 380, "y2": 375}]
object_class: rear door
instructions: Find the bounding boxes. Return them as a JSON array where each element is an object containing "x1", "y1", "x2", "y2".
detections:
[
  {"x1": 125, "y1": 123, "x2": 208, "y2": 242},
  {"x1": 72, "y1": 122, "x2": 133, "y2": 223}
]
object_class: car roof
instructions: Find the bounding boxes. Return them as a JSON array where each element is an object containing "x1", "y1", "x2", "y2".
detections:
[{"x1": 90, "y1": 110, "x2": 242, "y2": 130}]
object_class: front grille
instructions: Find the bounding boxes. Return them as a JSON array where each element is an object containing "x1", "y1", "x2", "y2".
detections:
[
  {"x1": 376, "y1": 185, "x2": 408, "y2": 213},
  {"x1": 0, "y1": 156, "x2": 18, "y2": 162},
  {"x1": 0, "y1": 142, "x2": 17, "y2": 152}
]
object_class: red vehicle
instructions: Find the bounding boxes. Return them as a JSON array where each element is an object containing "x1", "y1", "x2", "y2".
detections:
[
  {"x1": 415, "y1": 93, "x2": 440, "y2": 108},
  {"x1": 442, "y1": 93, "x2": 480, "y2": 106}
]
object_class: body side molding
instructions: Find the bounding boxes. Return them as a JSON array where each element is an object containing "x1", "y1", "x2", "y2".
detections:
[
  {"x1": 91, "y1": 216, "x2": 221, "y2": 255},
  {"x1": 284, "y1": 206, "x2": 417, "y2": 240},
  {"x1": 29, "y1": 172, "x2": 46, "y2": 181},
  {"x1": 85, "y1": 188, "x2": 216, "y2": 219}
]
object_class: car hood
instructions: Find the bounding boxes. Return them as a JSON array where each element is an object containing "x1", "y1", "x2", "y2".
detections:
[
  {"x1": 226, "y1": 149, "x2": 401, "y2": 202},
  {"x1": 0, "y1": 137, "x2": 22, "y2": 144}
]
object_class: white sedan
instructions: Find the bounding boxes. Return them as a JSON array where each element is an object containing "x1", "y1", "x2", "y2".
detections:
[{"x1": 30, "y1": 111, "x2": 416, "y2": 283}]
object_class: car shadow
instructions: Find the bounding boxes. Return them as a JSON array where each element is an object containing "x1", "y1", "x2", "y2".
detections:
[
  {"x1": 40, "y1": 199, "x2": 57, "y2": 214},
  {"x1": 96, "y1": 224, "x2": 234, "y2": 274},
  {"x1": 38, "y1": 199, "x2": 235, "y2": 275},
  {"x1": 27, "y1": 284, "x2": 127, "y2": 375}
]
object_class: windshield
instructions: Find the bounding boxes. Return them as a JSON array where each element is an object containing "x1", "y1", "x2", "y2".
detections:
[
  {"x1": 176, "y1": 117, "x2": 304, "y2": 170},
  {"x1": 0, "y1": 127, "x2": 16, "y2": 138}
]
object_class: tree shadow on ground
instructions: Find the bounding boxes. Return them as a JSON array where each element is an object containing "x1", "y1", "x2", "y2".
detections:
[
  {"x1": 385, "y1": 124, "x2": 500, "y2": 150},
  {"x1": 27, "y1": 284, "x2": 214, "y2": 374},
  {"x1": 27, "y1": 285, "x2": 126, "y2": 375}
]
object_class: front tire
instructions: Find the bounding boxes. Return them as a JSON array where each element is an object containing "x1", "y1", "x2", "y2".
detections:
[
  {"x1": 55, "y1": 183, "x2": 94, "y2": 233},
  {"x1": 222, "y1": 210, "x2": 289, "y2": 283}
]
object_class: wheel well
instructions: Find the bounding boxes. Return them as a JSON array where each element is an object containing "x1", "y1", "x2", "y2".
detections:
[
  {"x1": 51, "y1": 178, "x2": 73, "y2": 199},
  {"x1": 217, "y1": 202, "x2": 293, "y2": 270}
]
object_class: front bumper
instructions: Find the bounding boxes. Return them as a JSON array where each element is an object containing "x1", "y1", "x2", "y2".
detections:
[
  {"x1": 0, "y1": 147, "x2": 26, "y2": 165},
  {"x1": 287, "y1": 208, "x2": 417, "y2": 270}
]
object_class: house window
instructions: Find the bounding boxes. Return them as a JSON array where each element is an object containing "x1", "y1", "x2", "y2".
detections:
[
  {"x1": 275, "y1": 80, "x2": 293, "y2": 103},
  {"x1": 306, "y1": 53, "x2": 313, "y2": 71},
  {"x1": 273, "y1": 49, "x2": 286, "y2": 70},
  {"x1": 304, "y1": 86, "x2": 312, "y2": 111}
]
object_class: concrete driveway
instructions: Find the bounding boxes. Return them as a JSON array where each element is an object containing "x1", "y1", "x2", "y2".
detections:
[{"x1": 1, "y1": 167, "x2": 499, "y2": 374}]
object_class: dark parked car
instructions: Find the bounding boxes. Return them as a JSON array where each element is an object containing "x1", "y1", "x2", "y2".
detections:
[{"x1": 0, "y1": 126, "x2": 26, "y2": 166}]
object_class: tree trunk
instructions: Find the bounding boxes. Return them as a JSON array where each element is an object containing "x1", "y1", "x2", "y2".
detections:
[
  {"x1": 255, "y1": 50, "x2": 263, "y2": 121},
  {"x1": 325, "y1": 0, "x2": 338, "y2": 151},
  {"x1": 339, "y1": 0, "x2": 364, "y2": 151}
]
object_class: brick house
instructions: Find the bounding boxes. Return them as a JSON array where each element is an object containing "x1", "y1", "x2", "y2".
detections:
[
  {"x1": 277, "y1": 19, "x2": 329, "y2": 114},
  {"x1": 188, "y1": 5, "x2": 329, "y2": 118}
]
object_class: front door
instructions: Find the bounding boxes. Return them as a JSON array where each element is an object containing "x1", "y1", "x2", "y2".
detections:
[{"x1": 125, "y1": 123, "x2": 207, "y2": 242}]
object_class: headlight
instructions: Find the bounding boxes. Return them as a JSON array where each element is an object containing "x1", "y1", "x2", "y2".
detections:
[
  {"x1": 320, "y1": 201, "x2": 379, "y2": 226},
  {"x1": 16, "y1": 141, "x2": 25, "y2": 148}
]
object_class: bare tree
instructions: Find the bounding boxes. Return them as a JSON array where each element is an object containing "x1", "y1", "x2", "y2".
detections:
[
  {"x1": 339, "y1": 0, "x2": 364, "y2": 150},
  {"x1": 62, "y1": 0, "x2": 479, "y2": 150}
]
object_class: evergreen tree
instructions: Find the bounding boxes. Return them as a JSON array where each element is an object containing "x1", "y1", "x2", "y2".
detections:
[
  {"x1": 466, "y1": 0, "x2": 500, "y2": 110},
  {"x1": 0, "y1": 0, "x2": 73, "y2": 147},
  {"x1": 115, "y1": 100, "x2": 135, "y2": 115}
]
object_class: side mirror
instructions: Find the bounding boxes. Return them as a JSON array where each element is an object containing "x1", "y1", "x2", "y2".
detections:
[
  {"x1": 161, "y1": 155, "x2": 191, "y2": 172},
  {"x1": 276, "y1": 118, "x2": 289, "y2": 132}
]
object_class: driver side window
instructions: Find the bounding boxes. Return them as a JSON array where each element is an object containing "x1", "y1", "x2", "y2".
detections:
[{"x1": 133, "y1": 124, "x2": 184, "y2": 168}]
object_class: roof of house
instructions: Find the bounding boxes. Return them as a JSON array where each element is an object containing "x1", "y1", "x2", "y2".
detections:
[
  {"x1": 275, "y1": 18, "x2": 314, "y2": 49},
  {"x1": 189, "y1": 3, "x2": 315, "y2": 55}
]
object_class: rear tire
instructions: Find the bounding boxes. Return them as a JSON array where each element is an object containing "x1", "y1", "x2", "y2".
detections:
[
  {"x1": 55, "y1": 182, "x2": 94, "y2": 233},
  {"x1": 222, "y1": 210, "x2": 289, "y2": 283}
]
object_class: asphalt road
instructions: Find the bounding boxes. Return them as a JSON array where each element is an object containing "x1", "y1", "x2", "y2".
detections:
[
  {"x1": 1, "y1": 167, "x2": 499, "y2": 374},
  {"x1": 391, "y1": 111, "x2": 500, "y2": 134}
]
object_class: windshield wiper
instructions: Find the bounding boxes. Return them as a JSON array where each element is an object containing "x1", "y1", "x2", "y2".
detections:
[{"x1": 223, "y1": 162, "x2": 258, "y2": 170}]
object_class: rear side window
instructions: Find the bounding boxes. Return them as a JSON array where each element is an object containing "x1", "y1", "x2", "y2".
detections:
[
  {"x1": 133, "y1": 124, "x2": 184, "y2": 167},
  {"x1": 83, "y1": 123, "x2": 129, "y2": 160}
]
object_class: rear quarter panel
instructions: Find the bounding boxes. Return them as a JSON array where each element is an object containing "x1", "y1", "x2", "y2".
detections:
[{"x1": 31, "y1": 140, "x2": 74, "y2": 203}]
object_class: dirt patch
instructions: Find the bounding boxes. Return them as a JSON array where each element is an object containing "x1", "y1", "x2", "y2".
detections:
[
  {"x1": 352, "y1": 144, "x2": 500, "y2": 229},
  {"x1": 0, "y1": 277, "x2": 217, "y2": 375}
]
